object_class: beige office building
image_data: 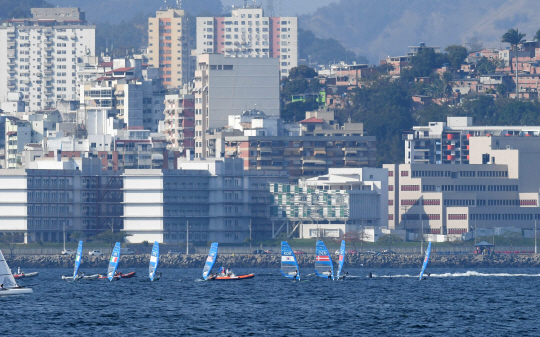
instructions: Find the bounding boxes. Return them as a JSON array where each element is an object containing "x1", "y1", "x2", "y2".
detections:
[
  {"x1": 147, "y1": 8, "x2": 191, "y2": 88},
  {"x1": 385, "y1": 134, "x2": 540, "y2": 238}
]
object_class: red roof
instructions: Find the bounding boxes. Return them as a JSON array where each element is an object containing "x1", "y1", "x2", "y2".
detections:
[
  {"x1": 99, "y1": 61, "x2": 113, "y2": 67},
  {"x1": 106, "y1": 67, "x2": 134, "y2": 74},
  {"x1": 299, "y1": 117, "x2": 324, "y2": 123}
]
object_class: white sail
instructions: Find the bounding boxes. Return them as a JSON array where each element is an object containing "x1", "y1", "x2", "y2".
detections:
[{"x1": 0, "y1": 250, "x2": 18, "y2": 288}]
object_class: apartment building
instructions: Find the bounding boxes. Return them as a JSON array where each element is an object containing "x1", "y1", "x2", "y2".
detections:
[
  {"x1": 0, "y1": 157, "x2": 123, "y2": 242},
  {"x1": 163, "y1": 92, "x2": 195, "y2": 154},
  {"x1": 0, "y1": 8, "x2": 95, "y2": 111},
  {"x1": 80, "y1": 58, "x2": 165, "y2": 132},
  {"x1": 194, "y1": 53, "x2": 279, "y2": 158},
  {"x1": 206, "y1": 109, "x2": 376, "y2": 182},
  {"x1": 386, "y1": 133, "x2": 540, "y2": 237},
  {"x1": 196, "y1": 5, "x2": 297, "y2": 77},
  {"x1": 405, "y1": 117, "x2": 540, "y2": 165},
  {"x1": 147, "y1": 8, "x2": 191, "y2": 88},
  {"x1": 122, "y1": 157, "x2": 288, "y2": 243},
  {"x1": 269, "y1": 168, "x2": 388, "y2": 239},
  {"x1": 5, "y1": 117, "x2": 31, "y2": 169}
]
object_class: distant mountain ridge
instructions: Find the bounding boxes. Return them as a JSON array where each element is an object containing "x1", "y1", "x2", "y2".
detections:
[
  {"x1": 300, "y1": 0, "x2": 540, "y2": 63},
  {"x1": 0, "y1": 0, "x2": 52, "y2": 20}
]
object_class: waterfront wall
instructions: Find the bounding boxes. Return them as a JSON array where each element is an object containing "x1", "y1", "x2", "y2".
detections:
[{"x1": 7, "y1": 253, "x2": 540, "y2": 269}]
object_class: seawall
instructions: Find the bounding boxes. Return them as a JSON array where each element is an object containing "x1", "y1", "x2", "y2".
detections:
[{"x1": 6, "y1": 254, "x2": 540, "y2": 269}]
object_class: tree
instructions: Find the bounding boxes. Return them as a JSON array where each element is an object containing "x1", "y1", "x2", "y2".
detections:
[
  {"x1": 535, "y1": 29, "x2": 540, "y2": 42},
  {"x1": 0, "y1": 233, "x2": 24, "y2": 257},
  {"x1": 288, "y1": 65, "x2": 318, "y2": 80},
  {"x1": 445, "y1": 45, "x2": 468, "y2": 70},
  {"x1": 298, "y1": 29, "x2": 368, "y2": 66},
  {"x1": 502, "y1": 28, "x2": 526, "y2": 98},
  {"x1": 69, "y1": 231, "x2": 82, "y2": 242},
  {"x1": 476, "y1": 56, "x2": 497, "y2": 75},
  {"x1": 496, "y1": 83, "x2": 508, "y2": 97},
  {"x1": 402, "y1": 48, "x2": 449, "y2": 80},
  {"x1": 91, "y1": 230, "x2": 132, "y2": 249},
  {"x1": 377, "y1": 234, "x2": 404, "y2": 245}
]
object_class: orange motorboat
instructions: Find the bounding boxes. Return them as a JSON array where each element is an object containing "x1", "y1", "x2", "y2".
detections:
[{"x1": 210, "y1": 273, "x2": 255, "y2": 281}]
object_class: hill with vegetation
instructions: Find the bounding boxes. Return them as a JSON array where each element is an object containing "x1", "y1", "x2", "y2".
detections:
[
  {"x1": 0, "y1": 0, "x2": 52, "y2": 20},
  {"x1": 300, "y1": 0, "x2": 540, "y2": 63}
]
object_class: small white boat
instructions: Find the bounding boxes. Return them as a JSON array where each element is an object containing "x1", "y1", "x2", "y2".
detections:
[
  {"x1": 13, "y1": 271, "x2": 39, "y2": 279},
  {"x1": 0, "y1": 251, "x2": 32, "y2": 296},
  {"x1": 62, "y1": 274, "x2": 99, "y2": 281}
]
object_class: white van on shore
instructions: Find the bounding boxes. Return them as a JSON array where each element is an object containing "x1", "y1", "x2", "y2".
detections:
[{"x1": 120, "y1": 248, "x2": 135, "y2": 255}]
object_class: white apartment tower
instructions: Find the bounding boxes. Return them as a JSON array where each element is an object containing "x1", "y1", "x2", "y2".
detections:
[
  {"x1": 0, "y1": 8, "x2": 95, "y2": 111},
  {"x1": 196, "y1": 5, "x2": 297, "y2": 77}
]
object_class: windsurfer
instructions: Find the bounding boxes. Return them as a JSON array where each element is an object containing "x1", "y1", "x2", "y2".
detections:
[
  {"x1": 293, "y1": 270, "x2": 298, "y2": 280},
  {"x1": 327, "y1": 270, "x2": 332, "y2": 280},
  {"x1": 0, "y1": 283, "x2": 4, "y2": 290}
]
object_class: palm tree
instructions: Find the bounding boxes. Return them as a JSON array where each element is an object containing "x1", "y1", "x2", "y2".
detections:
[{"x1": 502, "y1": 28, "x2": 526, "y2": 98}]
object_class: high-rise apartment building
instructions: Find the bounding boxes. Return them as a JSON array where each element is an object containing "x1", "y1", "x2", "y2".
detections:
[
  {"x1": 0, "y1": 8, "x2": 95, "y2": 111},
  {"x1": 147, "y1": 8, "x2": 191, "y2": 89},
  {"x1": 196, "y1": 5, "x2": 297, "y2": 77}
]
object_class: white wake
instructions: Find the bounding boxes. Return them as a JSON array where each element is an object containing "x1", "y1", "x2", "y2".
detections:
[{"x1": 375, "y1": 271, "x2": 540, "y2": 278}]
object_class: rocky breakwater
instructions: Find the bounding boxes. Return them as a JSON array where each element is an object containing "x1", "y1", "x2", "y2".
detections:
[{"x1": 7, "y1": 253, "x2": 540, "y2": 269}]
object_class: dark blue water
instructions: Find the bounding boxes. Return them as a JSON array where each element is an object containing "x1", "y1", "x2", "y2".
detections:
[{"x1": 5, "y1": 267, "x2": 540, "y2": 336}]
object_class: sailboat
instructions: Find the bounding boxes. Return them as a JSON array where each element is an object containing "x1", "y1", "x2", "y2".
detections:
[
  {"x1": 106, "y1": 242, "x2": 121, "y2": 281},
  {"x1": 203, "y1": 243, "x2": 254, "y2": 281},
  {"x1": 281, "y1": 241, "x2": 300, "y2": 281},
  {"x1": 202, "y1": 242, "x2": 218, "y2": 280},
  {"x1": 315, "y1": 240, "x2": 334, "y2": 280},
  {"x1": 419, "y1": 242, "x2": 432, "y2": 280},
  {"x1": 336, "y1": 240, "x2": 346, "y2": 280},
  {"x1": 0, "y1": 250, "x2": 32, "y2": 296},
  {"x1": 62, "y1": 241, "x2": 99, "y2": 281},
  {"x1": 149, "y1": 241, "x2": 160, "y2": 281}
]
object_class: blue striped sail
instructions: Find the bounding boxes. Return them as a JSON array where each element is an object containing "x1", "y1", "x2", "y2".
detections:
[
  {"x1": 202, "y1": 242, "x2": 218, "y2": 280},
  {"x1": 419, "y1": 242, "x2": 432, "y2": 280},
  {"x1": 107, "y1": 242, "x2": 121, "y2": 281},
  {"x1": 315, "y1": 241, "x2": 334, "y2": 280},
  {"x1": 149, "y1": 241, "x2": 159, "y2": 281},
  {"x1": 281, "y1": 241, "x2": 300, "y2": 280},
  {"x1": 73, "y1": 241, "x2": 83, "y2": 279},
  {"x1": 337, "y1": 240, "x2": 346, "y2": 279}
]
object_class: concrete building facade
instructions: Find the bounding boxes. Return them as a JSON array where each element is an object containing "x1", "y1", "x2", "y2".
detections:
[{"x1": 193, "y1": 53, "x2": 279, "y2": 158}]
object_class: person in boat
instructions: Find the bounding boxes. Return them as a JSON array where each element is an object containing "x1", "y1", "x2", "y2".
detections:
[
  {"x1": 225, "y1": 268, "x2": 231, "y2": 277},
  {"x1": 293, "y1": 270, "x2": 298, "y2": 280},
  {"x1": 17, "y1": 267, "x2": 21, "y2": 275}
]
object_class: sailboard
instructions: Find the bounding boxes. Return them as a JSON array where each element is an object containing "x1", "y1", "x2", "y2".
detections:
[
  {"x1": 315, "y1": 241, "x2": 334, "y2": 280},
  {"x1": 281, "y1": 241, "x2": 300, "y2": 280},
  {"x1": 149, "y1": 241, "x2": 160, "y2": 281},
  {"x1": 337, "y1": 240, "x2": 346, "y2": 279},
  {"x1": 73, "y1": 241, "x2": 83, "y2": 280},
  {"x1": 419, "y1": 242, "x2": 432, "y2": 280},
  {"x1": 0, "y1": 250, "x2": 32, "y2": 295},
  {"x1": 107, "y1": 242, "x2": 121, "y2": 281},
  {"x1": 202, "y1": 242, "x2": 218, "y2": 280}
]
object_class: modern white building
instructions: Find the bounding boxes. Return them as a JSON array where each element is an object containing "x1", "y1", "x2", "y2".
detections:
[
  {"x1": 386, "y1": 133, "x2": 540, "y2": 238},
  {"x1": 404, "y1": 117, "x2": 540, "y2": 165},
  {"x1": 0, "y1": 8, "x2": 95, "y2": 111},
  {"x1": 0, "y1": 157, "x2": 123, "y2": 243},
  {"x1": 122, "y1": 157, "x2": 288, "y2": 243},
  {"x1": 196, "y1": 5, "x2": 297, "y2": 77},
  {"x1": 193, "y1": 53, "x2": 279, "y2": 158},
  {"x1": 269, "y1": 167, "x2": 389, "y2": 239}
]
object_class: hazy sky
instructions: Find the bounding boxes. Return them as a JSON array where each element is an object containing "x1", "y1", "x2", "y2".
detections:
[{"x1": 221, "y1": 0, "x2": 338, "y2": 16}]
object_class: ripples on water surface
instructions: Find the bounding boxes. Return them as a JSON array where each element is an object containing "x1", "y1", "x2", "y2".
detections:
[{"x1": 4, "y1": 267, "x2": 540, "y2": 336}]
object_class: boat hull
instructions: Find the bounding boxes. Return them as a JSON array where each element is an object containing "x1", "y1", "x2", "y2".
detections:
[
  {"x1": 210, "y1": 274, "x2": 255, "y2": 281},
  {"x1": 98, "y1": 272, "x2": 135, "y2": 280},
  {"x1": 0, "y1": 288, "x2": 33, "y2": 296},
  {"x1": 62, "y1": 274, "x2": 99, "y2": 281}
]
